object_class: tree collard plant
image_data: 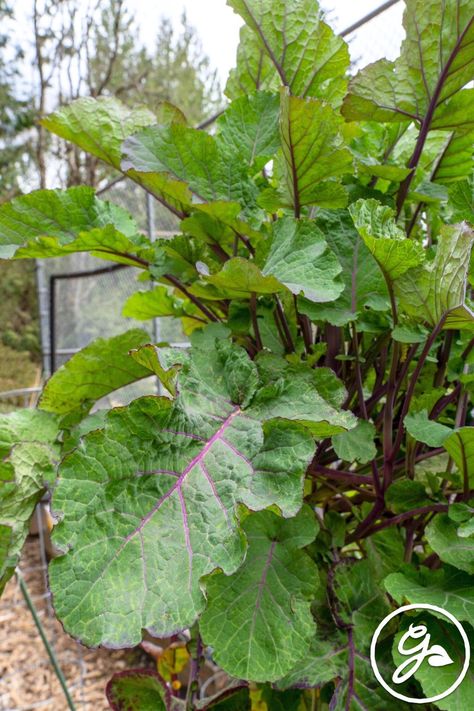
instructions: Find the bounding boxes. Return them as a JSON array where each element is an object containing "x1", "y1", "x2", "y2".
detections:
[{"x1": 1, "y1": 0, "x2": 474, "y2": 708}]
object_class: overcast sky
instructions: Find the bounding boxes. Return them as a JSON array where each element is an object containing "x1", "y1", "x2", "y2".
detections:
[{"x1": 127, "y1": 0, "x2": 405, "y2": 84}]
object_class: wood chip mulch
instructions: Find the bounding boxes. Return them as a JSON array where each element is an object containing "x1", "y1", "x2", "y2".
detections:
[{"x1": 0, "y1": 536, "x2": 145, "y2": 711}]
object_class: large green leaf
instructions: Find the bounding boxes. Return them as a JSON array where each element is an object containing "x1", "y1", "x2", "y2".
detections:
[
  {"x1": 42, "y1": 97, "x2": 155, "y2": 170},
  {"x1": 385, "y1": 566, "x2": 474, "y2": 626},
  {"x1": 426, "y1": 514, "x2": 474, "y2": 574},
  {"x1": 0, "y1": 443, "x2": 56, "y2": 594},
  {"x1": 342, "y1": 0, "x2": 474, "y2": 125},
  {"x1": 217, "y1": 92, "x2": 280, "y2": 169},
  {"x1": 42, "y1": 97, "x2": 192, "y2": 215},
  {"x1": 121, "y1": 124, "x2": 258, "y2": 212},
  {"x1": 299, "y1": 209, "x2": 389, "y2": 325},
  {"x1": 39, "y1": 329, "x2": 151, "y2": 415},
  {"x1": 49, "y1": 339, "x2": 354, "y2": 647},
  {"x1": 349, "y1": 199, "x2": 424, "y2": 281},
  {"x1": 278, "y1": 89, "x2": 352, "y2": 212},
  {"x1": 199, "y1": 507, "x2": 319, "y2": 682},
  {"x1": 0, "y1": 187, "x2": 138, "y2": 260},
  {"x1": 225, "y1": 25, "x2": 279, "y2": 100},
  {"x1": 261, "y1": 217, "x2": 344, "y2": 303},
  {"x1": 394, "y1": 223, "x2": 474, "y2": 329},
  {"x1": 227, "y1": 0, "x2": 349, "y2": 105}
]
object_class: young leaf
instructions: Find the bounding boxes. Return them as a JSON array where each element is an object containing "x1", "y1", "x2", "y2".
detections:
[
  {"x1": 0, "y1": 443, "x2": 56, "y2": 594},
  {"x1": 227, "y1": 0, "x2": 349, "y2": 105},
  {"x1": 349, "y1": 199, "x2": 424, "y2": 281},
  {"x1": 0, "y1": 187, "x2": 137, "y2": 260},
  {"x1": 342, "y1": 0, "x2": 474, "y2": 125},
  {"x1": 278, "y1": 88, "x2": 352, "y2": 213},
  {"x1": 426, "y1": 514, "x2": 474, "y2": 574},
  {"x1": 404, "y1": 409, "x2": 452, "y2": 447},
  {"x1": 39, "y1": 329, "x2": 151, "y2": 415},
  {"x1": 261, "y1": 217, "x2": 344, "y2": 303},
  {"x1": 199, "y1": 507, "x2": 319, "y2": 682},
  {"x1": 217, "y1": 92, "x2": 280, "y2": 169},
  {"x1": 192, "y1": 257, "x2": 282, "y2": 300},
  {"x1": 49, "y1": 340, "x2": 352, "y2": 648},
  {"x1": 332, "y1": 420, "x2": 377, "y2": 465},
  {"x1": 122, "y1": 287, "x2": 182, "y2": 321},
  {"x1": 106, "y1": 669, "x2": 169, "y2": 711},
  {"x1": 394, "y1": 222, "x2": 474, "y2": 329},
  {"x1": 385, "y1": 566, "x2": 474, "y2": 626}
]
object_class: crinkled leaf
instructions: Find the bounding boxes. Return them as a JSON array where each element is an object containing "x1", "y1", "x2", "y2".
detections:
[
  {"x1": 249, "y1": 355, "x2": 357, "y2": 436},
  {"x1": 332, "y1": 420, "x2": 377, "y2": 465},
  {"x1": 40, "y1": 329, "x2": 151, "y2": 415},
  {"x1": 350, "y1": 199, "x2": 424, "y2": 281},
  {"x1": 0, "y1": 443, "x2": 56, "y2": 594},
  {"x1": 0, "y1": 187, "x2": 137, "y2": 260},
  {"x1": 42, "y1": 97, "x2": 155, "y2": 170},
  {"x1": 43, "y1": 97, "x2": 192, "y2": 214},
  {"x1": 200, "y1": 507, "x2": 319, "y2": 682},
  {"x1": 404, "y1": 409, "x2": 452, "y2": 447},
  {"x1": 225, "y1": 25, "x2": 279, "y2": 100},
  {"x1": 181, "y1": 202, "x2": 261, "y2": 255},
  {"x1": 217, "y1": 92, "x2": 280, "y2": 169},
  {"x1": 385, "y1": 566, "x2": 474, "y2": 626},
  {"x1": 342, "y1": 0, "x2": 474, "y2": 125},
  {"x1": 278, "y1": 89, "x2": 352, "y2": 211},
  {"x1": 122, "y1": 124, "x2": 258, "y2": 212},
  {"x1": 106, "y1": 669, "x2": 169, "y2": 711},
  {"x1": 443, "y1": 427, "x2": 474, "y2": 489},
  {"x1": 394, "y1": 223, "x2": 474, "y2": 329},
  {"x1": 227, "y1": 0, "x2": 349, "y2": 105},
  {"x1": 392, "y1": 614, "x2": 474, "y2": 711},
  {"x1": 426, "y1": 514, "x2": 474, "y2": 574},
  {"x1": 299, "y1": 209, "x2": 388, "y2": 325},
  {"x1": 261, "y1": 217, "x2": 343, "y2": 303},
  {"x1": 0, "y1": 409, "x2": 60, "y2": 459},
  {"x1": 49, "y1": 339, "x2": 356, "y2": 647}
]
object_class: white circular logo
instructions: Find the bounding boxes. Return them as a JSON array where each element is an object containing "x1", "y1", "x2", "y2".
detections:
[{"x1": 370, "y1": 603, "x2": 471, "y2": 704}]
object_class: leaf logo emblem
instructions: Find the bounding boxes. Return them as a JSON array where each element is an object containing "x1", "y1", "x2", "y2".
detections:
[{"x1": 392, "y1": 623, "x2": 454, "y2": 685}]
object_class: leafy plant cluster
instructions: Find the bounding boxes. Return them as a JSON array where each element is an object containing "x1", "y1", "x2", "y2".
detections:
[{"x1": 0, "y1": 0, "x2": 473, "y2": 708}]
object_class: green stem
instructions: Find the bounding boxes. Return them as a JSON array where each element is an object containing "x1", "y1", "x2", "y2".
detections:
[{"x1": 16, "y1": 569, "x2": 76, "y2": 711}]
